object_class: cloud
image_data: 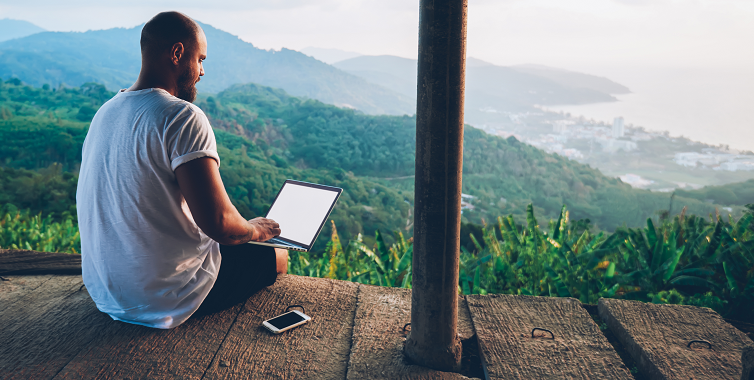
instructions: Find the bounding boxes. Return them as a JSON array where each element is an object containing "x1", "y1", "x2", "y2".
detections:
[
  {"x1": 0, "y1": 0, "x2": 338, "y2": 11},
  {"x1": 0, "y1": 0, "x2": 750, "y2": 69}
]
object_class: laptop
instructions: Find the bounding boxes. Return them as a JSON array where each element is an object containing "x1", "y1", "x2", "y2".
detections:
[{"x1": 248, "y1": 180, "x2": 342, "y2": 252}]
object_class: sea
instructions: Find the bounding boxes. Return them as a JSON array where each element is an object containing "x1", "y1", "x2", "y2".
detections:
[{"x1": 544, "y1": 65, "x2": 754, "y2": 152}]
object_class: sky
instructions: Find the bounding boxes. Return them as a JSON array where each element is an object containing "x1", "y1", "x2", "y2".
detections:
[
  {"x1": 0, "y1": 0, "x2": 752, "y2": 149},
  {"x1": 0, "y1": 0, "x2": 751, "y2": 71}
]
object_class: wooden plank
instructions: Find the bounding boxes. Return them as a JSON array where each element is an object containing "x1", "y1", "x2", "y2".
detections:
[
  {"x1": 52, "y1": 303, "x2": 244, "y2": 380},
  {"x1": 598, "y1": 298, "x2": 752, "y2": 380},
  {"x1": 0, "y1": 275, "x2": 112, "y2": 380},
  {"x1": 467, "y1": 294, "x2": 634, "y2": 380},
  {"x1": 201, "y1": 274, "x2": 359, "y2": 380},
  {"x1": 345, "y1": 284, "x2": 475, "y2": 380},
  {"x1": 0, "y1": 250, "x2": 81, "y2": 276},
  {"x1": 743, "y1": 345, "x2": 754, "y2": 380},
  {"x1": 0, "y1": 275, "x2": 83, "y2": 337},
  {"x1": 0, "y1": 274, "x2": 55, "y2": 304}
]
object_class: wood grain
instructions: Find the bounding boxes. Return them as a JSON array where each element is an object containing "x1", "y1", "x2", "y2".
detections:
[
  {"x1": 201, "y1": 274, "x2": 359, "y2": 380},
  {"x1": 52, "y1": 303, "x2": 243, "y2": 380},
  {"x1": 345, "y1": 285, "x2": 475, "y2": 380},
  {"x1": 0, "y1": 250, "x2": 81, "y2": 276},
  {"x1": 599, "y1": 298, "x2": 752, "y2": 380},
  {"x1": 742, "y1": 344, "x2": 754, "y2": 380},
  {"x1": 467, "y1": 294, "x2": 633, "y2": 380},
  {"x1": 0, "y1": 275, "x2": 110, "y2": 380},
  {"x1": 0, "y1": 274, "x2": 55, "y2": 304}
]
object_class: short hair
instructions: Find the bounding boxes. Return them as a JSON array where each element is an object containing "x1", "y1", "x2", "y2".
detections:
[{"x1": 140, "y1": 12, "x2": 200, "y2": 58}]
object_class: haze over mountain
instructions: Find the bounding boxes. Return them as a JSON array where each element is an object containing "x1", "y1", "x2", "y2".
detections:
[
  {"x1": 0, "y1": 19, "x2": 45, "y2": 43},
  {"x1": 0, "y1": 21, "x2": 628, "y2": 119},
  {"x1": 0, "y1": 21, "x2": 414, "y2": 115},
  {"x1": 511, "y1": 64, "x2": 630, "y2": 95},
  {"x1": 332, "y1": 54, "x2": 628, "y2": 125},
  {"x1": 300, "y1": 47, "x2": 362, "y2": 64}
]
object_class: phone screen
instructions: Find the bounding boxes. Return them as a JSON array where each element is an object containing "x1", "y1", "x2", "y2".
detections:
[{"x1": 268, "y1": 311, "x2": 306, "y2": 330}]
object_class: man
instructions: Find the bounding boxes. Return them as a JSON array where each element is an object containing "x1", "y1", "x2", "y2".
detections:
[{"x1": 76, "y1": 11, "x2": 287, "y2": 329}]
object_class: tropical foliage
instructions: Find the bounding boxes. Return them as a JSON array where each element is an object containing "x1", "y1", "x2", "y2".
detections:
[
  {"x1": 1, "y1": 199, "x2": 751, "y2": 320},
  {"x1": 288, "y1": 203, "x2": 753, "y2": 320},
  {"x1": 0, "y1": 81, "x2": 751, "y2": 320},
  {"x1": 0, "y1": 204, "x2": 80, "y2": 253}
]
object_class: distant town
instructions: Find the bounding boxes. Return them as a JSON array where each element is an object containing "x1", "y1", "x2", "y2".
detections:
[{"x1": 472, "y1": 108, "x2": 754, "y2": 192}]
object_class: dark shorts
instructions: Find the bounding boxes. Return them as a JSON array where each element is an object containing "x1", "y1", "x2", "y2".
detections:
[{"x1": 193, "y1": 243, "x2": 278, "y2": 317}]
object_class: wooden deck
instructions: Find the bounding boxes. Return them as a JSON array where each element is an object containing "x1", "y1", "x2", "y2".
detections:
[{"x1": 1, "y1": 251, "x2": 752, "y2": 380}]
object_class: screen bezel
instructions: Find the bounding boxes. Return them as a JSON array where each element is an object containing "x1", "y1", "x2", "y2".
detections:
[{"x1": 264, "y1": 179, "x2": 343, "y2": 250}]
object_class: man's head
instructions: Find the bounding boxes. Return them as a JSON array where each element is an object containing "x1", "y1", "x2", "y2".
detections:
[{"x1": 140, "y1": 12, "x2": 206, "y2": 102}]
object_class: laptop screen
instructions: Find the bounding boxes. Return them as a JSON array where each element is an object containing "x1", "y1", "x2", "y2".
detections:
[{"x1": 265, "y1": 181, "x2": 341, "y2": 247}]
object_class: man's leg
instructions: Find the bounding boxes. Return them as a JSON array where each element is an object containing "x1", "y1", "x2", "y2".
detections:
[
  {"x1": 193, "y1": 244, "x2": 288, "y2": 317},
  {"x1": 275, "y1": 248, "x2": 288, "y2": 274}
]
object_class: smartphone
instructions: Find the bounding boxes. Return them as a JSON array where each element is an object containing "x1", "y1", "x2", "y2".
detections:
[{"x1": 262, "y1": 310, "x2": 311, "y2": 334}]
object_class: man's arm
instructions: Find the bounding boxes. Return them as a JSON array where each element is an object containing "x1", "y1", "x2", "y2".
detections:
[{"x1": 175, "y1": 157, "x2": 280, "y2": 245}]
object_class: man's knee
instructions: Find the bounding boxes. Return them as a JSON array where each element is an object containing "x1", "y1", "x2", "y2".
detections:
[{"x1": 275, "y1": 248, "x2": 288, "y2": 275}]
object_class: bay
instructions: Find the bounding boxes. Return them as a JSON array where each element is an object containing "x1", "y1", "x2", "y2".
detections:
[{"x1": 545, "y1": 65, "x2": 754, "y2": 152}]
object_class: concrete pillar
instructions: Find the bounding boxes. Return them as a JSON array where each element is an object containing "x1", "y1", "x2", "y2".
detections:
[{"x1": 404, "y1": 0, "x2": 467, "y2": 372}]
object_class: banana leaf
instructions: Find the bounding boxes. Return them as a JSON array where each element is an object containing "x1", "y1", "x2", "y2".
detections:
[
  {"x1": 355, "y1": 242, "x2": 386, "y2": 272},
  {"x1": 396, "y1": 245, "x2": 413, "y2": 273},
  {"x1": 375, "y1": 230, "x2": 390, "y2": 264},
  {"x1": 668, "y1": 275, "x2": 720, "y2": 290},
  {"x1": 544, "y1": 265, "x2": 571, "y2": 297},
  {"x1": 606, "y1": 262, "x2": 616, "y2": 279},
  {"x1": 602, "y1": 283, "x2": 619, "y2": 298},
  {"x1": 673, "y1": 267, "x2": 715, "y2": 277},
  {"x1": 401, "y1": 271, "x2": 412, "y2": 288},
  {"x1": 662, "y1": 247, "x2": 683, "y2": 282},
  {"x1": 721, "y1": 261, "x2": 739, "y2": 292},
  {"x1": 552, "y1": 205, "x2": 566, "y2": 242},
  {"x1": 646, "y1": 218, "x2": 658, "y2": 249}
]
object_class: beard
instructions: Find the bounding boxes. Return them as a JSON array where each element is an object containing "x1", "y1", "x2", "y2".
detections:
[{"x1": 176, "y1": 67, "x2": 198, "y2": 103}]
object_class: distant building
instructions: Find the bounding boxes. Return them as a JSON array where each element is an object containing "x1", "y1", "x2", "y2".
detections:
[
  {"x1": 673, "y1": 151, "x2": 753, "y2": 171},
  {"x1": 718, "y1": 161, "x2": 754, "y2": 172},
  {"x1": 460, "y1": 193, "x2": 476, "y2": 211},
  {"x1": 612, "y1": 117, "x2": 625, "y2": 138},
  {"x1": 619, "y1": 174, "x2": 654, "y2": 189},
  {"x1": 552, "y1": 120, "x2": 568, "y2": 134},
  {"x1": 601, "y1": 138, "x2": 637, "y2": 153}
]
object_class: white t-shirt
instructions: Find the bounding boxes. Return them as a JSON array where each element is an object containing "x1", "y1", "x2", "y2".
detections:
[{"x1": 77, "y1": 88, "x2": 221, "y2": 329}]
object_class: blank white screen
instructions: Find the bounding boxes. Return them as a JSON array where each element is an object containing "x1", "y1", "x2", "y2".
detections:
[{"x1": 265, "y1": 183, "x2": 339, "y2": 245}]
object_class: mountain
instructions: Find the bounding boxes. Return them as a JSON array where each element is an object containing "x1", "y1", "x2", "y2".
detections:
[
  {"x1": 0, "y1": 19, "x2": 45, "y2": 42},
  {"x1": 332, "y1": 55, "x2": 417, "y2": 99},
  {"x1": 675, "y1": 179, "x2": 754, "y2": 207},
  {"x1": 333, "y1": 55, "x2": 623, "y2": 124},
  {"x1": 0, "y1": 22, "x2": 414, "y2": 115},
  {"x1": 511, "y1": 64, "x2": 631, "y2": 95},
  {"x1": 300, "y1": 47, "x2": 362, "y2": 64}
]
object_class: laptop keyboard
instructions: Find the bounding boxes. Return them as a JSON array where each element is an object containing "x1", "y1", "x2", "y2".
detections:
[{"x1": 268, "y1": 238, "x2": 303, "y2": 250}]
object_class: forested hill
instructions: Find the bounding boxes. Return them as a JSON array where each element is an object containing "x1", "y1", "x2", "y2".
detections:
[
  {"x1": 201, "y1": 83, "x2": 732, "y2": 229},
  {"x1": 0, "y1": 80, "x2": 740, "y2": 241}
]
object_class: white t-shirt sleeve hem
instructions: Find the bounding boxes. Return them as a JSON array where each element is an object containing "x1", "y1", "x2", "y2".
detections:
[{"x1": 171, "y1": 150, "x2": 220, "y2": 171}]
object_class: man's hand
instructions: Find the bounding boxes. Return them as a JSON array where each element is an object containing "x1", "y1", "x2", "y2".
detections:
[
  {"x1": 248, "y1": 217, "x2": 281, "y2": 242},
  {"x1": 176, "y1": 157, "x2": 265, "y2": 245}
]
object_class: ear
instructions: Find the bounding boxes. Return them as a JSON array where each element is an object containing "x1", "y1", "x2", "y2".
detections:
[{"x1": 170, "y1": 42, "x2": 185, "y2": 66}]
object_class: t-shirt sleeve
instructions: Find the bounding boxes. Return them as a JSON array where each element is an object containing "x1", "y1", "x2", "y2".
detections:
[{"x1": 166, "y1": 105, "x2": 220, "y2": 171}]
